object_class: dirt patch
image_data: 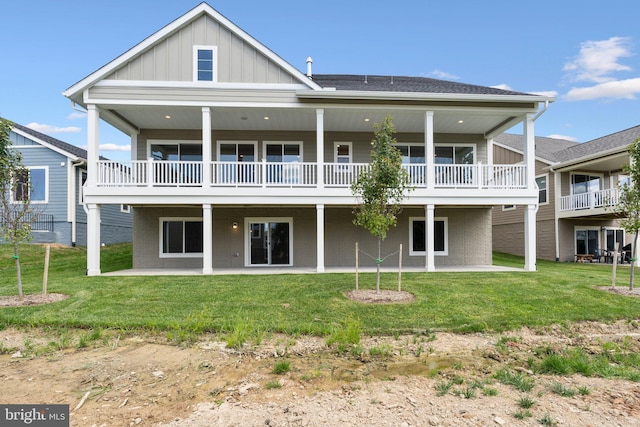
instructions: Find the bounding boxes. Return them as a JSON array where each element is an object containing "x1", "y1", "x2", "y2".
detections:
[
  {"x1": 603, "y1": 286, "x2": 640, "y2": 297},
  {"x1": 2, "y1": 321, "x2": 640, "y2": 426},
  {"x1": 345, "y1": 289, "x2": 415, "y2": 304},
  {"x1": 0, "y1": 293, "x2": 68, "y2": 307}
]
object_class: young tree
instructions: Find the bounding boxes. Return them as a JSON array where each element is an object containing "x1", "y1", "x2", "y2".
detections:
[
  {"x1": 351, "y1": 115, "x2": 413, "y2": 292},
  {"x1": 0, "y1": 118, "x2": 39, "y2": 301},
  {"x1": 615, "y1": 137, "x2": 640, "y2": 290}
]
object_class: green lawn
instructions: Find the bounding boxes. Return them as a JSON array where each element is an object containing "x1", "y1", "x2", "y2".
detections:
[{"x1": 1, "y1": 243, "x2": 639, "y2": 336}]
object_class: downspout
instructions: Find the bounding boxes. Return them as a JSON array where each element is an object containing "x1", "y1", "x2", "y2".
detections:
[
  {"x1": 533, "y1": 100, "x2": 549, "y2": 122},
  {"x1": 71, "y1": 160, "x2": 86, "y2": 247},
  {"x1": 550, "y1": 165, "x2": 560, "y2": 261}
]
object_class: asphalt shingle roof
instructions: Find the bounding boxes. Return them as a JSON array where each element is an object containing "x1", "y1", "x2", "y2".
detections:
[
  {"x1": 311, "y1": 74, "x2": 536, "y2": 96},
  {"x1": 552, "y1": 125, "x2": 640, "y2": 163},
  {"x1": 493, "y1": 134, "x2": 579, "y2": 163}
]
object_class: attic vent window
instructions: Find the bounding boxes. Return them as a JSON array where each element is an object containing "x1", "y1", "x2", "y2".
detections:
[{"x1": 193, "y1": 46, "x2": 217, "y2": 82}]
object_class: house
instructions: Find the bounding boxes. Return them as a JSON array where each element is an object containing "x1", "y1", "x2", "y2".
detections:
[
  {"x1": 62, "y1": 2, "x2": 554, "y2": 275},
  {"x1": 2, "y1": 121, "x2": 132, "y2": 247},
  {"x1": 492, "y1": 125, "x2": 640, "y2": 262}
]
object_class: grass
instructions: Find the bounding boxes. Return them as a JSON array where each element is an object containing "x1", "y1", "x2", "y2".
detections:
[{"x1": 2, "y1": 244, "x2": 640, "y2": 338}]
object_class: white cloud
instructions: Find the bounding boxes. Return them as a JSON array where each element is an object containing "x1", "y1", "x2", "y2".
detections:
[
  {"x1": 491, "y1": 84, "x2": 513, "y2": 91},
  {"x1": 99, "y1": 143, "x2": 131, "y2": 152},
  {"x1": 429, "y1": 69, "x2": 460, "y2": 80},
  {"x1": 67, "y1": 112, "x2": 86, "y2": 120},
  {"x1": 564, "y1": 36, "x2": 633, "y2": 84},
  {"x1": 564, "y1": 77, "x2": 640, "y2": 101},
  {"x1": 546, "y1": 134, "x2": 579, "y2": 142},
  {"x1": 26, "y1": 122, "x2": 81, "y2": 134}
]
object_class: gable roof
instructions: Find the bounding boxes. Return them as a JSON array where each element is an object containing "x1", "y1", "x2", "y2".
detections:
[
  {"x1": 552, "y1": 124, "x2": 640, "y2": 164},
  {"x1": 9, "y1": 121, "x2": 88, "y2": 161},
  {"x1": 312, "y1": 74, "x2": 535, "y2": 97},
  {"x1": 63, "y1": 2, "x2": 321, "y2": 101},
  {"x1": 493, "y1": 133, "x2": 579, "y2": 164}
]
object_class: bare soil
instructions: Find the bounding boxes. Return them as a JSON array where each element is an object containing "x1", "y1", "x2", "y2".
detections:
[{"x1": 2, "y1": 320, "x2": 640, "y2": 426}]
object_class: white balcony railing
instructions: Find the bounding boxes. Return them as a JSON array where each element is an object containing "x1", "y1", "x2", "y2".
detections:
[
  {"x1": 96, "y1": 160, "x2": 528, "y2": 190},
  {"x1": 560, "y1": 188, "x2": 620, "y2": 212}
]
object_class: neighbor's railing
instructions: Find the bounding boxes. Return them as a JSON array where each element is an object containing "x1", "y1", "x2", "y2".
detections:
[{"x1": 560, "y1": 188, "x2": 620, "y2": 211}]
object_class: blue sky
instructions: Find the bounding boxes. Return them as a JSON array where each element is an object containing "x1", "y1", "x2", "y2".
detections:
[{"x1": 1, "y1": 0, "x2": 639, "y2": 162}]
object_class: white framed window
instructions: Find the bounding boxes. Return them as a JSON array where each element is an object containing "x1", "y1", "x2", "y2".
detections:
[
  {"x1": 396, "y1": 143, "x2": 425, "y2": 164},
  {"x1": 409, "y1": 217, "x2": 448, "y2": 256},
  {"x1": 193, "y1": 45, "x2": 218, "y2": 82},
  {"x1": 617, "y1": 174, "x2": 631, "y2": 188},
  {"x1": 574, "y1": 226, "x2": 600, "y2": 256},
  {"x1": 502, "y1": 205, "x2": 516, "y2": 211},
  {"x1": 434, "y1": 144, "x2": 476, "y2": 164},
  {"x1": 536, "y1": 173, "x2": 548, "y2": 205},
  {"x1": 13, "y1": 166, "x2": 48, "y2": 203},
  {"x1": 148, "y1": 140, "x2": 203, "y2": 161},
  {"x1": 570, "y1": 172, "x2": 603, "y2": 195},
  {"x1": 121, "y1": 204, "x2": 131, "y2": 213},
  {"x1": 263, "y1": 141, "x2": 303, "y2": 184},
  {"x1": 334, "y1": 142, "x2": 352, "y2": 164},
  {"x1": 159, "y1": 217, "x2": 203, "y2": 258},
  {"x1": 78, "y1": 170, "x2": 87, "y2": 205}
]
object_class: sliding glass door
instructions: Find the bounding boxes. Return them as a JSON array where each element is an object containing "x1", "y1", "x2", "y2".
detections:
[{"x1": 247, "y1": 218, "x2": 292, "y2": 266}]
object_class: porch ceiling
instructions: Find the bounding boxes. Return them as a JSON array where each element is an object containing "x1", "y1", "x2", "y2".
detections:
[{"x1": 105, "y1": 104, "x2": 521, "y2": 136}]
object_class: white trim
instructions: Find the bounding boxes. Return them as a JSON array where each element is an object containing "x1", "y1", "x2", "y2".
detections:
[
  {"x1": 244, "y1": 217, "x2": 293, "y2": 267},
  {"x1": 12, "y1": 166, "x2": 49, "y2": 204},
  {"x1": 63, "y1": 3, "x2": 321, "y2": 99},
  {"x1": 159, "y1": 217, "x2": 204, "y2": 258},
  {"x1": 409, "y1": 216, "x2": 448, "y2": 256},
  {"x1": 434, "y1": 143, "x2": 477, "y2": 164},
  {"x1": 262, "y1": 141, "x2": 303, "y2": 162},
  {"x1": 333, "y1": 141, "x2": 352, "y2": 164},
  {"x1": 573, "y1": 225, "x2": 601, "y2": 256},
  {"x1": 296, "y1": 89, "x2": 553, "y2": 103},
  {"x1": 193, "y1": 45, "x2": 218, "y2": 82},
  {"x1": 78, "y1": 169, "x2": 87, "y2": 205},
  {"x1": 92, "y1": 79, "x2": 310, "y2": 91},
  {"x1": 147, "y1": 139, "x2": 203, "y2": 159},
  {"x1": 569, "y1": 171, "x2": 604, "y2": 195},
  {"x1": 120, "y1": 204, "x2": 131, "y2": 213},
  {"x1": 502, "y1": 205, "x2": 516, "y2": 211},
  {"x1": 216, "y1": 140, "x2": 258, "y2": 161},
  {"x1": 535, "y1": 173, "x2": 549, "y2": 205}
]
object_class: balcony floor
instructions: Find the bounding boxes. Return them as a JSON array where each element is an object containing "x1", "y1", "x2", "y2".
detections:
[{"x1": 101, "y1": 265, "x2": 524, "y2": 276}]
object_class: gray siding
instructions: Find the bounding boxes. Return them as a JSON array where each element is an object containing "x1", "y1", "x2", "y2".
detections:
[{"x1": 106, "y1": 14, "x2": 297, "y2": 84}]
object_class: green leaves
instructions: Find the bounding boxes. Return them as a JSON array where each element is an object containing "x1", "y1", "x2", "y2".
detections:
[{"x1": 351, "y1": 115, "x2": 413, "y2": 241}]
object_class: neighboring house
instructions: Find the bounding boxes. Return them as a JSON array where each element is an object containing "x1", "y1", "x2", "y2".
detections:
[
  {"x1": 62, "y1": 3, "x2": 554, "y2": 275},
  {"x1": 2, "y1": 121, "x2": 132, "y2": 246},
  {"x1": 492, "y1": 125, "x2": 640, "y2": 262}
]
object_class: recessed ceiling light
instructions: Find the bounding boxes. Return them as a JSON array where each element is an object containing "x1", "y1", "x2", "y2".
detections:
[
  {"x1": 263, "y1": 116, "x2": 270, "y2": 120},
  {"x1": 364, "y1": 118, "x2": 370, "y2": 122},
  {"x1": 458, "y1": 120, "x2": 464, "y2": 124},
  {"x1": 165, "y1": 115, "x2": 171, "y2": 119}
]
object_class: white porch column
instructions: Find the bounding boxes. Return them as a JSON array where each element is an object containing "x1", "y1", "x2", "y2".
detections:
[
  {"x1": 425, "y1": 111, "x2": 435, "y2": 189},
  {"x1": 202, "y1": 107, "x2": 212, "y2": 186},
  {"x1": 86, "y1": 104, "x2": 99, "y2": 187},
  {"x1": 316, "y1": 109, "x2": 324, "y2": 189},
  {"x1": 202, "y1": 204, "x2": 213, "y2": 274},
  {"x1": 130, "y1": 133, "x2": 138, "y2": 161},
  {"x1": 316, "y1": 204, "x2": 325, "y2": 272},
  {"x1": 524, "y1": 204, "x2": 537, "y2": 271},
  {"x1": 523, "y1": 113, "x2": 536, "y2": 190},
  {"x1": 425, "y1": 204, "x2": 435, "y2": 272},
  {"x1": 86, "y1": 203, "x2": 101, "y2": 276},
  {"x1": 486, "y1": 137, "x2": 494, "y2": 165}
]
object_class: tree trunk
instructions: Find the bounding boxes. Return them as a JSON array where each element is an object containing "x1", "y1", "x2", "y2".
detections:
[
  {"x1": 13, "y1": 243, "x2": 23, "y2": 301},
  {"x1": 631, "y1": 232, "x2": 639, "y2": 290},
  {"x1": 376, "y1": 237, "x2": 381, "y2": 293}
]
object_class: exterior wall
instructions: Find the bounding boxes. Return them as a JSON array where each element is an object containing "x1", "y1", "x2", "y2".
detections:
[
  {"x1": 136, "y1": 129, "x2": 489, "y2": 164},
  {"x1": 133, "y1": 205, "x2": 493, "y2": 269},
  {"x1": 106, "y1": 14, "x2": 297, "y2": 85},
  {"x1": 558, "y1": 218, "x2": 632, "y2": 262}
]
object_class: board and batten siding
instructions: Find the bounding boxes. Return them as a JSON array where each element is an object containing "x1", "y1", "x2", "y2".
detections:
[{"x1": 106, "y1": 14, "x2": 297, "y2": 84}]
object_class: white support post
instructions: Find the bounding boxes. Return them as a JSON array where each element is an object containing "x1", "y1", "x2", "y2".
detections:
[
  {"x1": 316, "y1": 204, "x2": 325, "y2": 272},
  {"x1": 426, "y1": 204, "x2": 435, "y2": 272},
  {"x1": 425, "y1": 111, "x2": 435, "y2": 189},
  {"x1": 202, "y1": 204, "x2": 213, "y2": 274},
  {"x1": 130, "y1": 133, "x2": 138, "y2": 161},
  {"x1": 86, "y1": 105, "x2": 99, "y2": 187},
  {"x1": 523, "y1": 113, "x2": 536, "y2": 191},
  {"x1": 86, "y1": 203, "x2": 101, "y2": 276},
  {"x1": 202, "y1": 107, "x2": 212, "y2": 187},
  {"x1": 316, "y1": 109, "x2": 325, "y2": 189},
  {"x1": 524, "y1": 204, "x2": 537, "y2": 271},
  {"x1": 486, "y1": 137, "x2": 494, "y2": 165}
]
